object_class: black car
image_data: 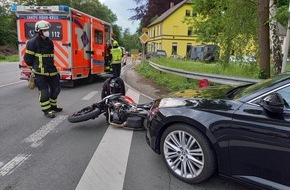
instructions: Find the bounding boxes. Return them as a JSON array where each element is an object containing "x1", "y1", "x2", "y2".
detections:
[{"x1": 146, "y1": 73, "x2": 290, "y2": 189}]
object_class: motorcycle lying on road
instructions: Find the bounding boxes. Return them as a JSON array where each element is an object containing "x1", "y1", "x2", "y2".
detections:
[{"x1": 68, "y1": 93, "x2": 152, "y2": 130}]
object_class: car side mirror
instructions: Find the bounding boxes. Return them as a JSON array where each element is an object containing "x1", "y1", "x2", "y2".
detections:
[{"x1": 261, "y1": 92, "x2": 284, "y2": 114}]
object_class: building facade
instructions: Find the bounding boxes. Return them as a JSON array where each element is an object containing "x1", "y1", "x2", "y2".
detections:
[{"x1": 147, "y1": 0, "x2": 198, "y2": 57}]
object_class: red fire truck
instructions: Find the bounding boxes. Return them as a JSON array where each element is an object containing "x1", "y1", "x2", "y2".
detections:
[{"x1": 12, "y1": 5, "x2": 112, "y2": 87}]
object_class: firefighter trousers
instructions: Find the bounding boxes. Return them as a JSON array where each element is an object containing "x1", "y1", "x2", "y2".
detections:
[
  {"x1": 111, "y1": 62, "x2": 121, "y2": 77},
  {"x1": 34, "y1": 74, "x2": 61, "y2": 113}
]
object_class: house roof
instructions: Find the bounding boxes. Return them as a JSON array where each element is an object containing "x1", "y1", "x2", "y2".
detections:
[{"x1": 147, "y1": 0, "x2": 192, "y2": 27}]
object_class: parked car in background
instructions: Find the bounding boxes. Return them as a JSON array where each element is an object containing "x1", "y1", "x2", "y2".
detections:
[
  {"x1": 153, "y1": 50, "x2": 167, "y2": 58},
  {"x1": 146, "y1": 52, "x2": 154, "y2": 59},
  {"x1": 229, "y1": 55, "x2": 256, "y2": 63},
  {"x1": 188, "y1": 44, "x2": 219, "y2": 62},
  {"x1": 170, "y1": 54, "x2": 183, "y2": 59},
  {"x1": 146, "y1": 72, "x2": 290, "y2": 189}
]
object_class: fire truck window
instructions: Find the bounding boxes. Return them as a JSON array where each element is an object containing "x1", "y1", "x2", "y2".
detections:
[
  {"x1": 25, "y1": 22, "x2": 63, "y2": 40},
  {"x1": 94, "y1": 30, "x2": 103, "y2": 44}
]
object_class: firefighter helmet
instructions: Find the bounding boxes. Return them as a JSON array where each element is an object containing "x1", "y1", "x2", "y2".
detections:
[
  {"x1": 35, "y1": 20, "x2": 51, "y2": 32},
  {"x1": 113, "y1": 40, "x2": 119, "y2": 47},
  {"x1": 109, "y1": 77, "x2": 121, "y2": 94}
]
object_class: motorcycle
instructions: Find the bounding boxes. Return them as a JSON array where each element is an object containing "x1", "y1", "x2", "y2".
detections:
[{"x1": 67, "y1": 93, "x2": 152, "y2": 130}]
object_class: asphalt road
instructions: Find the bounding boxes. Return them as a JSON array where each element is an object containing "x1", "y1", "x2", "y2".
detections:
[{"x1": 0, "y1": 62, "x2": 250, "y2": 190}]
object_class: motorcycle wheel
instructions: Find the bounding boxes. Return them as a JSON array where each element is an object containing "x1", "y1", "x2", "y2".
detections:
[{"x1": 68, "y1": 106, "x2": 101, "y2": 123}]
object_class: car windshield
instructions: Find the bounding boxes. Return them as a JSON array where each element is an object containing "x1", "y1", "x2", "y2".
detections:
[{"x1": 232, "y1": 73, "x2": 290, "y2": 100}]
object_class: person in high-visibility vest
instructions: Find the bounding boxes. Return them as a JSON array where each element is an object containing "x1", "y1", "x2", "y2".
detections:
[
  {"x1": 24, "y1": 20, "x2": 62, "y2": 118},
  {"x1": 110, "y1": 40, "x2": 123, "y2": 77}
]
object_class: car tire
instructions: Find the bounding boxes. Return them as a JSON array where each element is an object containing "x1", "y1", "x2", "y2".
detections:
[{"x1": 160, "y1": 123, "x2": 216, "y2": 184}]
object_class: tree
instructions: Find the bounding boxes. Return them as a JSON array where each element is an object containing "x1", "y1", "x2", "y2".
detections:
[
  {"x1": 0, "y1": 0, "x2": 17, "y2": 47},
  {"x1": 184, "y1": 0, "x2": 258, "y2": 65},
  {"x1": 269, "y1": 0, "x2": 282, "y2": 75},
  {"x1": 122, "y1": 28, "x2": 142, "y2": 51},
  {"x1": 130, "y1": 0, "x2": 183, "y2": 30},
  {"x1": 258, "y1": 0, "x2": 270, "y2": 78}
]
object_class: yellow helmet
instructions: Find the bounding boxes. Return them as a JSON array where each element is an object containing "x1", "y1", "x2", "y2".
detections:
[
  {"x1": 113, "y1": 40, "x2": 119, "y2": 46},
  {"x1": 35, "y1": 20, "x2": 51, "y2": 32}
]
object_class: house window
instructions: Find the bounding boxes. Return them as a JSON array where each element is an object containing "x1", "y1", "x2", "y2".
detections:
[
  {"x1": 186, "y1": 43, "x2": 192, "y2": 57},
  {"x1": 186, "y1": 10, "x2": 190, "y2": 17},
  {"x1": 188, "y1": 27, "x2": 193, "y2": 36},
  {"x1": 172, "y1": 42, "x2": 177, "y2": 55},
  {"x1": 192, "y1": 12, "x2": 197, "y2": 17}
]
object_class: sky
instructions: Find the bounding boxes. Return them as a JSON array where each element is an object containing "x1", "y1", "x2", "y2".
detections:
[{"x1": 99, "y1": 0, "x2": 140, "y2": 33}]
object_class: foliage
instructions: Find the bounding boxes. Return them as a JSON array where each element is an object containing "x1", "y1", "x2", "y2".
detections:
[
  {"x1": 276, "y1": 5, "x2": 289, "y2": 27},
  {"x1": 0, "y1": 54, "x2": 19, "y2": 62},
  {"x1": 130, "y1": 0, "x2": 183, "y2": 30},
  {"x1": 0, "y1": 1, "x2": 18, "y2": 47},
  {"x1": 150, "y1": 57, "x2": 261, "y2": 78},
  {"x1": 121, "y1": 28, "x2": 142, "y2": 52},
  {"x1": 135, "y1": 57, "x2": 290, "y2": 92},
  {"x1": 135, "y1": 61, "x2": 199, "y2": 91},
  {"x1": 183, "y1": 0, "x2": 258, "y2": 64}
]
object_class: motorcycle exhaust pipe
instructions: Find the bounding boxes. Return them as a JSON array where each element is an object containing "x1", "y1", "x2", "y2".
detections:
[
  {"x1": 109, "y1": 121, "x2": 127, "y2": 128},
  {"x1": 107, "y1": 108, "x2": 127, "y2": 128}
]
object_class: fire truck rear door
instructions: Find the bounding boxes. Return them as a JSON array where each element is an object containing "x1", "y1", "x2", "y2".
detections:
[{"x1": 91, "y1": 18, "x2": 105, "y2": 74}]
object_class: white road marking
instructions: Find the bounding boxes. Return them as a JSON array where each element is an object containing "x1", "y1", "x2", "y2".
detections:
[
  {"x1": 82, "y1": 91, "x2": 99, "y2": 100},
  {"x1": 125, "y1": 88, "x2": 140, "y2": 104},
  {"x1": 0, "y1": 81, "x2": 25, "y2": 88},
  {"x1": 76, "y1": 127, "x2": 133, "y2": 190},
  {"x1": 23, "y1": 115, "x2": 67, "y2": 148},
  {"x1": 0, "y1": 154, "x2": 31, "y2": 176},
  {"x1": 76, "y1": 90, "x2": 140, "y2": 190}
]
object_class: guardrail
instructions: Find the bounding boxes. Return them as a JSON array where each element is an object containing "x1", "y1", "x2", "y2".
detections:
[{"x1": 148, "y1": 61, "x2": 262, "y2": 85}]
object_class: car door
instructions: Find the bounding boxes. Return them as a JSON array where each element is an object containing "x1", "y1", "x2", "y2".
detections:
[{"x1": 228, "y1": 86, "x2": 290, "y2": 188}]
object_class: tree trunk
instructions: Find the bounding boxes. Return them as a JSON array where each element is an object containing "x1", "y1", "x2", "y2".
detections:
[
  {"x1": 258, "y1": 0, "x2": 270, "y2": 79},
  {"x1": 269, "y1": 0, "x2": 282, "y2": 75}
]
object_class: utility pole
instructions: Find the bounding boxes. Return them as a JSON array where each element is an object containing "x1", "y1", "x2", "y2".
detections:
[{"x1": 282, "y1": 2, "x2": 290, "y2": 73}]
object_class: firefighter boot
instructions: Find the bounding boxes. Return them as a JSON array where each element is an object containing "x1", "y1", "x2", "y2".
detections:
[
  {"x1": 51, "y1": 106, "x2": 63, "y2": 112},
  {"x1": 44, "y1": 110, "x2": 55, "y2": 118}
]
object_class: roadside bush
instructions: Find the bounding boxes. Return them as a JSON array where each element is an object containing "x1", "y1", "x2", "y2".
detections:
[
  {"x1": 151, "y1": 57, "x2": 260, "y2": 78},
  {"x1": 136, "y1": 62, "x2": 199, "y2": 92},
  {"x1": 0, "y1": 54, "x2": 5, "y2": 60}
]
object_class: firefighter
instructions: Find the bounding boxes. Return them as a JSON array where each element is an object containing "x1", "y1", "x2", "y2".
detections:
[
  {"x1": 111, "y1": 40, "x2": 123, "y2": 77},
  {"x1": 24, "y1": 20, "x2": 62, "y2": 118},
  {"x1": 105, "y1": 40, "x2": 112, "y2": 72}
]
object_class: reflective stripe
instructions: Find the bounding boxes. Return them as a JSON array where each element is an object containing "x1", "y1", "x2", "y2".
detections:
[
  {"x1": 37, "y1": 56, "x2": 44, "y2": 73},
  {"x1": 41, "y1": 105, "x2": 51, "y2": 111},
  {"x1": 25, "y1": 50, "x2": 35, "y2": 55},
  {"x1": 32, "y1": 69, "x2": 59, "y2": 76},
  {"x1": 50, "y1": 98, "x2": 57, "y2": 106},
  {"x1": 35, "y1": 53, "x2": 54, "y2": 57},
  {"x1": 40, "y1": 100, "x2": 51, "y2": 111}
]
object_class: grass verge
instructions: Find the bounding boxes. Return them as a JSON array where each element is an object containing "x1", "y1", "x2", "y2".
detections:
[
  {"x1": 0, "y1": 54, "x2": 19, "y2": 62},
  {"x1": 135, "y1": 58, "x2": 290, "y2": 93}
]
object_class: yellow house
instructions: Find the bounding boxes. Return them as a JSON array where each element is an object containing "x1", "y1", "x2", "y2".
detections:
[{"x1": 147, "y1": 0, "x2": 198, "y2": 57}]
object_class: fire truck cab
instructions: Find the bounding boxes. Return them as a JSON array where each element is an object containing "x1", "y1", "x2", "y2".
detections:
[{"x1": 12, "y1": 5, "x2": 112, "y2": 87}]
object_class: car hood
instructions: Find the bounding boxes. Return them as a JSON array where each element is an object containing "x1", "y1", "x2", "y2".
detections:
[
  {"x1": 157, "y1": 97, "x2": 236, "y2": 111},
  {"x1": 169, "y1": 85, "x2": 236, "y2": 99}
]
